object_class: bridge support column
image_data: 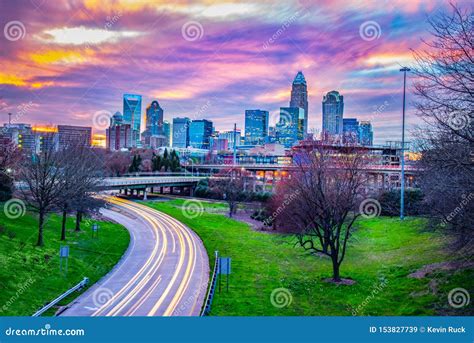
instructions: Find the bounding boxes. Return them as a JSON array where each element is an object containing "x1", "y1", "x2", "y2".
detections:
[
  {"x1": 170, "y1": 186, "x2": 174, "y2": 195},
  {"x1": 190, "y1": 186, "x2": 195, "y2": 197},
  {"x1": 150, "y1": 187, "x2": 154, "y2": 194},
  {"x1": 160, "y1": 186, "x2": 163, "y2": 194},
  {"x1": 143, "y1": 189, "x2": 148, "y2": 200}
]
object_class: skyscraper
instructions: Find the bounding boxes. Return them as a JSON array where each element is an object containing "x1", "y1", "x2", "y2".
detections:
[
  {"x1": 142, "y1": 100, "x2": 165, "y2": 148},
  {"x1": 275, "y1": 107, "x2": 305, "y2": 148},
  {"x1": 290, "y1": 71, "x2": 308, "y2": 135},
  {"x1": 322, "y1": 90, "x2": 344, "y2": 137},
  {"x1": 172, "y1": 117, "x2": 190, "y2": 148},
  {"x1": 123, "y1": 94, "x2": 142, "y2": 147},
  {"x1": 189, "y1": 119, "x2": 213, "y2": 149},
  {"x1": 245, "y1": 109, "x2": 269, "y2": 145},
  {"x1": 106, "y1": 112, "x2": 132, "y2": 151},
  {"x1": 343, "y1": 118, "x2": 359, "y2": 144},
  {"x1": 163, "y1": 120, "x2": 170, "y2": 146},
  {"x1": 359, "y1": 121, "x2": 374, "y2": 146}
]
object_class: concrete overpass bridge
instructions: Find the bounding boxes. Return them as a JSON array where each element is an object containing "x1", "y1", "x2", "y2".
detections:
[{"x1": 101, "y1": 176, "x2": 206, "y2": 199}]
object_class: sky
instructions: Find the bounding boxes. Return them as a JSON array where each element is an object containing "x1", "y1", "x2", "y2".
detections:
[{"x1": 0, "y1": 0, "x2": 462, "y2": 144}]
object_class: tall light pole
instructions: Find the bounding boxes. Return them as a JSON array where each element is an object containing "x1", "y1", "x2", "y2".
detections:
[{"x1": 399, "y1": 67, "x2": 410, "y2": 220}]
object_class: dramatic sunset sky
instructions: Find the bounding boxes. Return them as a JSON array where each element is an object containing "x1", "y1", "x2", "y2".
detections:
[{"x1": 0, "y1": 0, "x2": 461, "y2": 143}]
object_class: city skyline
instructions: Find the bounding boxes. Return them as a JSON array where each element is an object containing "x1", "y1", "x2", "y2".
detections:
[{"x1": 0, "y1": 0, "x2": 456, "y2": 143}]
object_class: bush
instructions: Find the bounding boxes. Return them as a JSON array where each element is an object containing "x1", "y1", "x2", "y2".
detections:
[{"x1": 379, "y1": 189, "x2": 426, "y2": 216}]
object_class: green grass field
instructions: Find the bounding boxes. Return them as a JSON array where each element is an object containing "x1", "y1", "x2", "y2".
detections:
[
  {"x1": 0, "y1": 208, "x2": 130, "y2": 316},
  {"x1": 143, "y1": 199, "x2": 473, "y2": 316}
]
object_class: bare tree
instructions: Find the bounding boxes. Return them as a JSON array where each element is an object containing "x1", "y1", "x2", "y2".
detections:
[
  {"x1": 209, "y1": 168, "x2": 248, "y2": 217},
  {"x1": 274, "y1": 144, "x2": 373, "y2": 282},
  {"x1": 57, "y1": 141, "x2": 104, "y2": 239},
  {"x1": 19, "y1": 137, "x2": 70, "y2": 246},
  {"x1": 412, "y1": 3, "x2": 474, "y2": 250}
]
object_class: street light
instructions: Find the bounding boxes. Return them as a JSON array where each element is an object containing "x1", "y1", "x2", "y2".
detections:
[{"x1": 400, "y1": 67, "x2": 410, "y2": 220}]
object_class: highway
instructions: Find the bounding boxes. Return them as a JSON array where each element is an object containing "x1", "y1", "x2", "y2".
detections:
[{"x1": 61, "y1": 197, "x2": 209, "y2": 316}]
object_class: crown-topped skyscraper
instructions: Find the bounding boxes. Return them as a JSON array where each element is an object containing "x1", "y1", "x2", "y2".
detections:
[{"x1": 289, "y1": 71, "x2": 308, "y2": 136}]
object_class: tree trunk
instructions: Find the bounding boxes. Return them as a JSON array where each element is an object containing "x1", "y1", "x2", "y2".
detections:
[
  {"x1": 61, "y1": 208, "x2": 67, "y2": 241},
  {"x1": 331, "y1": 257, "x2": 341, "y2": 282},
  {"x1": 75, "y1": 211, "x2": 82, "y2": 232},
  {"x1": 37, "y1": 211, "x2": 45, "y2": 246}
]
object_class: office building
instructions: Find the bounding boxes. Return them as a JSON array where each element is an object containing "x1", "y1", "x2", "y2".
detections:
[
  {"x1": 343, "y1": 118, "x2": 359, "y2": 144},
  {"x1": 275, "y1": 107, "x2": 305, "y2": 148},
  {"x1": 245, "y1": 109, "x2": 269, "y2": 145},
  {"x1": 163, "y1": 120, "x2": 170, "y2": 146},
  {"x1": 142, "y1": 100, "x2": 166, "y2": 148},
  {"x1": 123, "y1": 94, "x2": 142, "y2": 147},
  {"x1": 322, "y1": 90, "x2": 344, "y2": 137},
  {"x1": 359, "y1": 121, "x2": 374, "y2": 146},
  {"x1": 58, "y1": 125, "x2": 92, "y2": 148},
  {"x1": 1, "y1": 123, "x2": 36, "y2": 154},
  {"x1": 189, "y1": 119, "x2": 213, "y2": 149},
  {"x1": 172, "y1": 117, "x2": 190, "y2": 148},
  {"x1": 218, "y1": 129, "x2": 241, "y2": 149},
  {"x1": 106, "y1": 112, "x2": 132, "y2": 151},
  {"x1": 289, "y1": 71, "x2": 308, "y2": 136}
]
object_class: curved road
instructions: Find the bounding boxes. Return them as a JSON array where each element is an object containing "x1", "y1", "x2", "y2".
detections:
[{"x1": 62, "y1": 197, "x2": 209, "y2": 316}]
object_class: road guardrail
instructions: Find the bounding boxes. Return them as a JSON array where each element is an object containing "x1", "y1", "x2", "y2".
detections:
[{"x1": 201, "y1": 251, "x2": 219, "y2": 316}]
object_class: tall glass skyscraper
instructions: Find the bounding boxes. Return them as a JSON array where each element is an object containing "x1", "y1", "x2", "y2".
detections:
[
  {"x1": 189, "y1": 119, "x2": 213, "y2": 149},
  {"x1": 343, "y1": 118, "x2": 359, "y2": 144},
  {"x1": 359, "y1": 121, "x2": 374, "y2": 146},
  {"x1": 123, "y1": 94, "x2": 142, "y2": 147},
  {"x1": 145, "y1": 100, "x2": 164, "y2": 136},
  {"x1": 322, "y1": 90, "x2": 344, "y2": 136},
  {"x1": 275, "y1": 107, "x2": 305, "y2": 148},
  {"x1": 172, "y1": 117, "x2": 190, "y2": 148},
  {"x1": 163, "y1": 120, "x2": 170, "y2": 146},
  {"x1": 290, "y1": 71, "x2": 308, "y2": 135},
  {"x1": 244, "y1": 109, "x2": 269, "y2": 145}
]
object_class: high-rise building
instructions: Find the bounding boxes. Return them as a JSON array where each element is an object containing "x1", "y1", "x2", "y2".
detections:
[
  {"x1": 290, "y1": 71, "x2": 308, "y2": 136},
  {"x1": 218, "y1": 129, "x2": 241, "y2": 149},
  {"x1": 123, "y1": 94, "x2": 142, "y2": 147},
  {"x1": 322, "y1": 90, "x2": 344, "y2": 137},
  {"x1": 32, "y1": 127, "x2": 59, "y2": 153},
  {"x1": 142, "y1": 100, "x2": 165, "y2": 148},
  {"x1": 245, "y1": 109, "x2": 269, "y2": 145},
  {"x1": 359, "y1": 121, "x2": 374, "y2": 146},
  {"x1": 189, "y1": 119, "x2": 213, "y2": 149},
  {"x1": 275, "y1": 107, "x2": 305, "y2": 148},
  {"x1": 106, "y1": 112, "x2": 132, "y2": 151},
  {"x1": 58, "y1": 125, "x2": 92, "y2": 148},
  {"x1": 172, "y1": 117, "x2": 190, "y2": 148},
  {"x1": 163, "y1": 120, "x2": 170, "y2": 146},
  {"x1": 1, "y1": 123, "x2": 36, "y2": 154},
  {"x1": 343, "y1": 118, "x2": 359, "y2": 144}
]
